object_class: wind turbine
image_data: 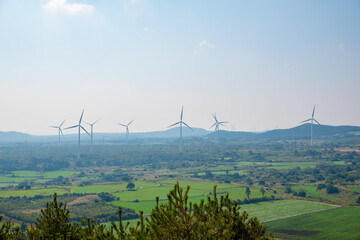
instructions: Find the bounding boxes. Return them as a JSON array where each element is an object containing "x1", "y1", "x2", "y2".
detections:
[
  {"x1": 168, "y1": 106, "x2": 192, "y2": 152},
  {"x1": 300, "y1": 105, "x2": 320, "y2": 146},
  {"x1": 210, "y1": 113, "x2": 228, "y2": 142},
  {"x1": 49, "y1": 120, "x2": 65, "y2": 146},
  {"x1": 85, "y1": 119, "x2": 100, "y2": 153},
  {"x1": 64, "y1": 109, "x2": 90, "y2": 158},
  {"x1": 118, "y1": 119, "x2": 134, "y2": 144}
]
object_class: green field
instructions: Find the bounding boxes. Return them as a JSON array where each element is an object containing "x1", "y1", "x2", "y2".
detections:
[
  {"x1": 241, "y1": 200, "x2": 338, "y2": 223},
  {"x1": 267, "y1": 207, "x2": 360, "y2": 239},
  {"x1": 266, "y1": 162, "x2": 318, "y2": 170},
  {"x1": 235, "y1": 161, "x2": 319, "y2": 170},
  {"x1": 108, "y1": 181, "x2": 269, "y2": 214},
  {"x1": 0, "y1": 170, "x2": 81, "y2": 187},
  {"x1": 10, "y1": 170, "x2": 80, "y2": 179},
  {"x1": 0, "y1": 187, "x2": 69, "y2": 197},
  {"x1": 0, "y1": 176, "x2": 27, "y2": 183}
]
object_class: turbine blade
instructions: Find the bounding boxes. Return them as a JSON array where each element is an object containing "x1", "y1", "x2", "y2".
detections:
[
  {"x1": 210, "y1": 122, "x2": 217, "y2": 129},
  {"x1": 168, "y1": 121, "x2": 180, "y2": 128},
  {"x1": 60, "y1": 129, "x2": 64, "y2": 136},
  {"x1": 118, "y1": 123, "x2": 127, "y2": 127},
  {"x1": 312, "y1": 105, "x2": 316, "y2": 118},
  {"x1": 64, "y1": 125, "x2": 78, "y2": 130},
  {"x1": 81, "y1": 125, "x2": 90, "y2": 136},
  {"x1": 49, "y1": 126, "x2": 58, "y2": 128},
  {"x1": 94, "y1": 119, "x2": 101, "y2": 125},
  {"x1": 180, "y1": 106, "x2": 183, "y2": 121},
  {"x1": 313, "y1": 119, "x2": 320, "y2": 125},
  {"x1": 59, "y1": 120, "x2": 66, "y2": 127},
  {"x1": 128, "y1": 119, "x2": 135, "y2": 126},
  {"x1": 79, "y1": 109, "x2": 85, "y2": 124},
  {"x1": 219, "y1": 121, "x2": 228, "y2": 124},
  {"x1": 300, "y1": 118, "x2": 312, "y2": 123},
  {"x1": 182, "y1": 121, "x2": 193, "y2": 130}
]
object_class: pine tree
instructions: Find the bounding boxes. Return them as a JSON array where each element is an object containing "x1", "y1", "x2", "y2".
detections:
[{"x1": 245, "y1": 187, "x2": 251, "y2": 200}]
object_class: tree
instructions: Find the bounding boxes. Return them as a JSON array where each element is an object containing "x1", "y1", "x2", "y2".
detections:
[
  {"x1": 0, "y1": 216, "x2": 23, "y2": 239},
  {"x1": 27, "y1": 193, "x2": 81, "y2": 240},
  {"x1": 284, "y1": 186, "x2": 293, "y2": 193},
  {"x1": 126, "y1": 182, "x2": 135, "y2": 190},
  {"x1": 298, "y1": 190, "x2": 306, "y2": 197},
  {"x1": 245, "y1": 178, "x2": 253, "y2": 186},
  {"x1": 260, "y1": 187, "x2": 266, "y2": 197},
  {"x1": 143, "y1": 182, "x2": 272, "y2": 239},
  {"x1": 326, "y1": 184, "x2": 339, "y2": 194},
  {"x1": 245, "y1": 187, "x2": 251, "y2": 200}
]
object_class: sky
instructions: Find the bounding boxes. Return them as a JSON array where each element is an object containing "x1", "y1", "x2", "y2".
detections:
[{"x1": 0, "y1": 0, "x2": 359, "y2": 135}]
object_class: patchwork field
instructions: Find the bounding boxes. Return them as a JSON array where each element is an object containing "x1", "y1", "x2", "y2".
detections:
[{"x1": 267, "y1": 207, "x2": 360, "y2": 239}]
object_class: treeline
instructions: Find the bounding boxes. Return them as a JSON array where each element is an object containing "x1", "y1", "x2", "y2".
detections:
[
  {"x1": 1, "y1": 141, "x2": 359, "y2": 173},
  {"x1": 1, "y1": 183, "x2": 273, "y2": 240}
]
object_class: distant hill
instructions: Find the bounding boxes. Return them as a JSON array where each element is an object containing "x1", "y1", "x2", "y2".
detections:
[
  {"x1": 214, "y1": 124, "x2": 360, "y2": 141},
  {"x1": 1, "y1": 124, "x2": 359, "y2": 144},
  {"x1": 261, "y1": 124, "x2": 360, "y2": 140},
  {"x1": 0, "y1": 127, "x2": 210, "y2": 143},
  {"x1": 0, "y1": 131, "x2": 33, "y2": 143}
]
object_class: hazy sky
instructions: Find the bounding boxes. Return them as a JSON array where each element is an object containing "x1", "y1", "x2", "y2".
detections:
[{"x1": 1, "y1": 0, "x2": 359, "y2": 135}]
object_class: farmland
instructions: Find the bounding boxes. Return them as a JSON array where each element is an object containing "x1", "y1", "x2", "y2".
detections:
[
  {"x1": 0, "y1": 139, "x2": 360, "y2": 238},
  {"x1": 267, "y1": 207, "x2": 360, "y2": 239}
]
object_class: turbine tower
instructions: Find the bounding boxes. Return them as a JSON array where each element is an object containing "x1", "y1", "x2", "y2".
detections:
[
  {"x1": 85, "y1": 119, "x2": 100, "y2": 153},
  {"x1": 49, "y1": 120, "x2": 65, "y2": 146},
  {"x1": 64, "y1": 109, "x2": 90, "y2": 158},
  {"x1": 118, "y1": 119, "x2": 134, "y2": 144},
  {"x1": 210, "y1": 113, "x2": 228, "y2": 142},
  {"x1": 168, "y1": 106, "x2": 192, "y2": 152},
  {"x1": 300, "y1": 105, "x2": 320, "y2": 146}
]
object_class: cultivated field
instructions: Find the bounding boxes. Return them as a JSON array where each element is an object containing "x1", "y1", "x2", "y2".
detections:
[{"x1": 267, "y1": 207, "x2": 360, "y2": 239}]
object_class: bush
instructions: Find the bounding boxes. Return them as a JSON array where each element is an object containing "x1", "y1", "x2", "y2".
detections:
[
  {"x1": 298, "y1": 190, "x2": 306, "y2": 197},
  {"x1": 284, "y1": 186, "x2": 293, "y2": 193},
  {"x1": 326, "y1": 184, "x2": 339, "y2": 194},
  {"x1": 317, "y1": 183, "x2": 326, "y2": 190},
  {"x1": 126, "y1": 182, "x2": 135, "y2": 190}
]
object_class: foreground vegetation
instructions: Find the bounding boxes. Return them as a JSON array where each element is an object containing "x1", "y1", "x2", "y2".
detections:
[{"x1": 1, "y1": 183, "x2": 273, "y2": 239}]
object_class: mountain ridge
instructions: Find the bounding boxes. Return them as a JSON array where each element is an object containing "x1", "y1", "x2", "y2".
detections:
[{"x1": 1, "y1": 124, "x2": 360, "y2": 143}]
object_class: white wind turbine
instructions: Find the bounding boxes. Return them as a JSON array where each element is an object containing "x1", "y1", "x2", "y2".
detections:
[
  {"x1": 300, "y1": 105, "x2": 320, "y2": 146},
  {"x1": 49, "y1": 120, "x2": 65, "y2": 146},
  {"x1": 168, "y1": 106, "x2": 192, "y2": 152},
  {"x1": 118, "y1": 119, "x2": 134, "y2": 144},
  {"x1": 64, "y1": 109, "x2": 90, "y2": 158},
  {"x1": 85, "y1": 119, "x2": 100, "y2": 153},
  {"x1": 210, "y1": 113, "x2": 228, "y2": 142}
]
